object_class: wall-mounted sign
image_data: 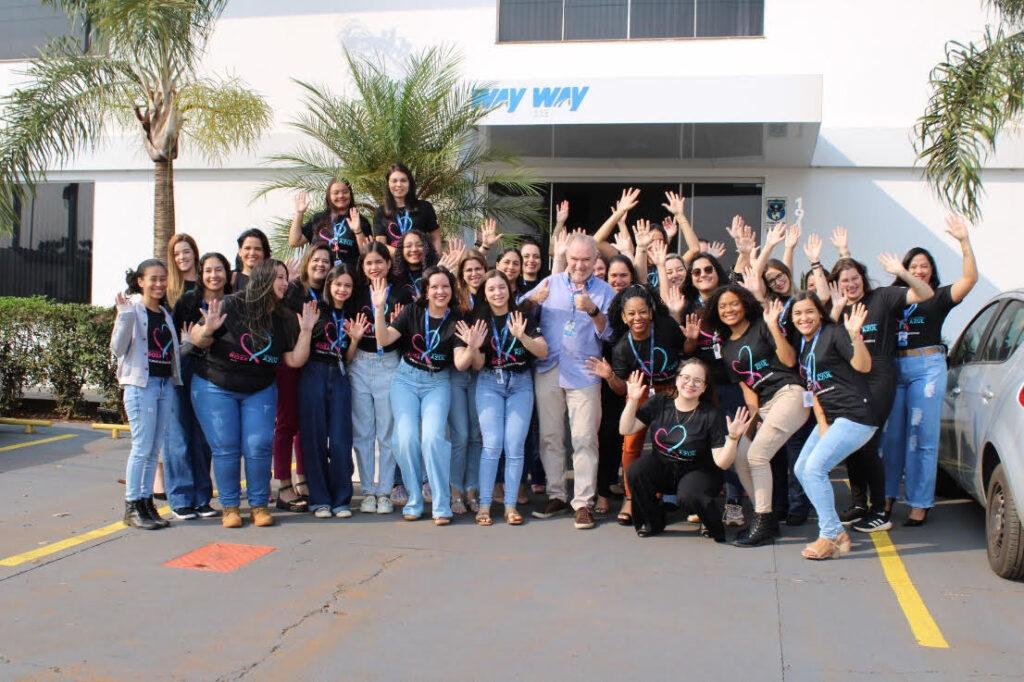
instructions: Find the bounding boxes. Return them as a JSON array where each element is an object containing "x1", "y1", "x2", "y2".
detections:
[
  {"x1": 474, "y1": 85, "x2": 590, "y2": 114},
  {"x1": 766, "y1": 197, "x2": 786, "y2": 223}
]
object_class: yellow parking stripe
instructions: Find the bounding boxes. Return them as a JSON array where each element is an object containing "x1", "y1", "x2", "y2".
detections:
[
  {"x1": 869, "y1": 530, "x2": 949, "y2": 648},
  {"x1": 0, "y1": 434, "x2": 77, "y2": 452}
]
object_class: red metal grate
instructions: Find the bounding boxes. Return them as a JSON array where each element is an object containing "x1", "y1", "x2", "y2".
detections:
[{"x1": 164, "y1": 542, "x2": 275, "y2": 573}]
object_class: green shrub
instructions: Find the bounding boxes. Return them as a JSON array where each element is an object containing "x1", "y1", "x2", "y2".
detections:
[{"x1": 0, "y1": 296, "x2": 118, "y2": 418}]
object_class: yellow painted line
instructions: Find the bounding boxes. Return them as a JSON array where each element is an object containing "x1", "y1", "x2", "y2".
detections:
[
  {"x1": 0, "y1": 433, "x2": 77, "y2": 452},
  {"x1": 868, "y1": 530, "x2": 949, "y2": 649}
]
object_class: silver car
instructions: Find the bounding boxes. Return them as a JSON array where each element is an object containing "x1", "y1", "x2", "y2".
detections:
[{"x1": 939, "y1": 289, "x2": 1024, "y2": 579}]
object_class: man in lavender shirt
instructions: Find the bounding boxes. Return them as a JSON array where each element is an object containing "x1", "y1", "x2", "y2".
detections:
[{"x1": 529, "y1": 234, "x2": 614, "y2": 529}]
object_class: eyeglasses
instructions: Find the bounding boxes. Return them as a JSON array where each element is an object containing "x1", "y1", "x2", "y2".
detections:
[
  {"x1": 766, "y1": 273, "x2": 787, "y2": 288},
  {"x1": 678, "y1": 375, "x2": 706, "y2": 387},
  {"x1": 691, "y1": 265, "x2": 715, "y2": 277}
]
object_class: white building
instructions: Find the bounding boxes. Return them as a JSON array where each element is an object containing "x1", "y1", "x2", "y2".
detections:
[{"x1": 0, "y1": 0, "x2": 1017, "y2": 337}]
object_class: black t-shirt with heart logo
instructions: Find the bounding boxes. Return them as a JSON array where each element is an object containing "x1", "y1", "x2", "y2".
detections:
[
  {"x1": 611, "y1": 315, "x2": 686, "y2": 388},
  {"x1": 721, "y1": 317, "x2": 800, "y2": 402},
  {"x1": 309, "y1": 304, "x2": 353, "y2": 365},
  {"x1": 195, "y1": 293, "x2": 299, "y2": 393},
  {"x1": 146, "y1": 308, "x2": 174, "y2": 378},
  {"x1": 372, "y1": 201, "x2": 440, "y2": 249},
  {"x1": 455, "y1": 306, "x2": 543, "y2": 373},
  {"x1": 797, "y1": 323, "x2": 871, "y2": 424},
  {"x1": 351, "y1": 284, "x2": 408, "y2": 354},
  {"x1": 635, "y1": 396, "x2": 726, "y2": 469},
  {"x1": 390, "y1": 303, "x2": 460, "y2": 373},
  {"x1": 302, "y1": 211, "x2": 370, "y2": 267}
]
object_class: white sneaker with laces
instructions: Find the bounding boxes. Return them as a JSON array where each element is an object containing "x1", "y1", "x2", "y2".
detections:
[
  {"x1": 314, "y1": 507, "x2": 332, "y2": 519},
  {"x1": 360, "y1": 495, "x2": 377, "y2": 513},
  {"x1": 376, "y1": 495, "x2": 394, "y2": 514}
]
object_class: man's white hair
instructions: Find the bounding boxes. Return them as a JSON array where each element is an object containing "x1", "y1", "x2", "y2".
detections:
[{"x1": 566, "y1": 232, "x2": 597, "y2": 255}]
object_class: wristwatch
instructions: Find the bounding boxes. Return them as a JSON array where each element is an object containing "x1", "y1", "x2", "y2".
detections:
[{"x1": 587, "y1": 305, "x2": 600, "y2": 318}]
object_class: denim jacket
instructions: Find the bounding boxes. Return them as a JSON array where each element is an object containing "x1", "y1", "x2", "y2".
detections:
[{"x1": 110, "y1": 300, "x2": 183, "y2": 388}]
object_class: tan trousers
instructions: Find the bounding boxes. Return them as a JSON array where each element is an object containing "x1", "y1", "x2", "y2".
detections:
[
  {"x1": 534, "y1": 365, "x2": 602, "y2": 511},
  {"x1": 735, "y1": 384, "x2": 810, "y2": 513}
]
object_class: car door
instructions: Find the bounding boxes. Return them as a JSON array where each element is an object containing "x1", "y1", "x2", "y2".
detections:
[{"x1": 944, "y1": 301, "x2": 1002, "y2": 494}]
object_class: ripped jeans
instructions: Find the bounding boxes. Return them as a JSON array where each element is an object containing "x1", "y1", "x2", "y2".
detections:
[{"x1": 882, "y1": 351, "x2": 947, "y2": 509}]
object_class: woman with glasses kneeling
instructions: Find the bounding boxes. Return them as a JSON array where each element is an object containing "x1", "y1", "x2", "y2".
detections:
[{"x1": 621, "y1": 360, "x2": 751, "y2": 541}]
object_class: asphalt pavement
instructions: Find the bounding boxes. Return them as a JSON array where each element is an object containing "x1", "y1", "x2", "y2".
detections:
[{"x1": 1, "y1": 424, "x2": 1022, "y2": 681}]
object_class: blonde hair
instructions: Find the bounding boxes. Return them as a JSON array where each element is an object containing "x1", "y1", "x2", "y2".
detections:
[{"x1": 166, "y1": 233, "x2": 200, "y2": 306}]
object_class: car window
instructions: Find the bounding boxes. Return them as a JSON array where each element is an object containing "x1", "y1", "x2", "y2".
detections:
[
  {"x1": 980, "y1": 301, "x2": 1024, "y2": 363},
  {"x1": 949, "y1": 302, "x2": 1000, "y2": 367}
]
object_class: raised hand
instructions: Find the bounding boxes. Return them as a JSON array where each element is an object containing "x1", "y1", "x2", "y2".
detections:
[
  {"x1": 293, "y1": 191, "x2": 309, "y2": 215},
  {"x1": 613, "y1": 205, "x2": 628, "y2": 231},
  {"x1": 844, "y1": 302, "x2": 868, "y2": 336},
  {"x1": 785, "y1": 223, "x2": 802, "y2": 249},
  {"x1": 468, "y1": 319, "x2": 488, "y2": 349},
  {"x1": 575, "y1": 285, "x2": 597, "y2": 314},
  {"x1": 726, "y1": 406, "x2": 753, "y2": 440},
  {"x1": 828, "y1": 280, "x2": 847, "y2": 311},
  {"x1": 389, "y1": 302, "x2": 404, "y2": 323},
  {"x1": 348, "y1": 207, "x2": 361, "y2": 233},
  {"x1": 725, "y1": 215, "x2": 746, "y2": 243},
  {"x1": 180, "y1": 321, "x2": 195, "y2": 342},
  {"x1": 298, "y1": 300, "x2": 318, "y2": 333},
  {"x1": 665, "y1": 286, "x2": 686, "y2": 319},
  {"x1": 707, "y1": 241, "x2": 727, "y2": 259},
  {"x1": 803, "y1": 233, "x2": 823, "y2": 262},
  {"x1": 662, "y1": 216, "x2": 678, "y2": 243},
  {"x1": 649, "y1": 240, "x2": 668, "y2": 267},
  {"x1": 114, "y1": 292, "x2": 129, "y2": 307},
  {"x1": 616, "y1": 187, "x2": 641, "y2": 215},
  {"x1": 944, "y1": 214, "x2": 970, "y2": 242},
  {"x1": 439, "y1": 237, "x2": 465, "y2": 272},
  {"x1": 633, "y1": 219, "x2": 653, "y2": 250},
  {"x1": 831, "y1": 226, "x2": 849, "y2": 255},
  {"x1": 508, "y1": 310, "x2": 528, "y2": 339},
  {"x1": 612, "y1": 230, "x2": 635, "y2": 258},
  {"x1": 734, "y1": 222, "x2": 756, "y2": 256},
  {"x1": 552, "y1": 229, "x2": 572, "y2": 261},
  {"x1": 345, "y1": 312, "x2": 370, "y2": 342},
  {"x1": 585, "y1": 355, "x2": 614, "y2": 380},
  {"x1": 763, "y1": 298, "x2": 784, "y2": 329},
  {"x1": 478, "y1": 217, "x2": 501, "y2": 249},
  {"x1": 625, "y1": 369, "x2": 647, "y2": 401},
  {"x1": 555, "y1": 200, "x2": 570, "y2": 227},
  {"x1": 528, "y1": 279, "x2": 550, "y2": 305},
  {"x1": 200, "y1": 297, "x2": 226, "y2": 333},
  {"x1": 766, "y1": 222, "x2": 788, "y2": 249},
  {"x1": 741, "y1": 266, "x2": 764, "y2": 300},
  {"x1": 876, "y1": 251, "x2": 904, "y2": 276},
  {"x1": 661, "y1": 190, "x2": 686, "y2": 216},
  {"x1": 370, "y1": 277, "x2": 389, "y2": 310},
  {"x1": 683, "y1": 313, "x2": 701, "y2": 340}
]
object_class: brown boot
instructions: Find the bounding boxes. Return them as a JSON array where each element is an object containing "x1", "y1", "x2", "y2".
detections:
[
  {"x1": 251, "y1": 506, "x2": 274, "y2": 527},
  {"x1": 222, "y1": 506, "x2": 243, "y2": 528}
]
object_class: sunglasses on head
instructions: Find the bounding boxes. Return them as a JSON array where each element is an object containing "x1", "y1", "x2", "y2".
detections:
[{"x1": 691, "y1": 265, "x2": 716, "y2": 277}]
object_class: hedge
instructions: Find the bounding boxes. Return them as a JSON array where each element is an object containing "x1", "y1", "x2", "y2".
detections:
[{"x1": 0, "y1": 296, "x2": 120, "y2": 418}]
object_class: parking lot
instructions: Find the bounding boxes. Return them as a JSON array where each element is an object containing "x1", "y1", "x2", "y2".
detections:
[{"x1": 2, "y1": 423, "x2": 1023, "y2": 681}]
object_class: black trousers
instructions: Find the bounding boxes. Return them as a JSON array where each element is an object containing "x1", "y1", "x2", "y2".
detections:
[
  {"x1": 597, "y1": 381, "x2": 625, "y2": 498},
  {"x1": 627, "y1": 452, "x2": 725, "y2": 540},
  {"x1": 846, "y1": 367, "x2": 895, "y2": 514}
]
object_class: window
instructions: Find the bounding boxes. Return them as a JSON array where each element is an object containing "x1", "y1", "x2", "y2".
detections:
[
  {"x1": 948, "y1": 302, "x2": 1000, "y2": 367},
  {"x1": 498, "y1": 0, "x2": 764, "y2": 42},
  {"x1": 980, "y1": 301, "x2": 1024, "y2": 363},
  {"x1": 0, "y1": 0, "x2": 87, "y2": 60}
]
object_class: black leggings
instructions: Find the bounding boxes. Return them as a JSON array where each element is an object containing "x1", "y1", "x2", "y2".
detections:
[
  {"x1": 597, "y1": 381, "x2": 625, "y2": 498},
  {"x1": 846, "y1": 368, "x2": 895, "y2": 514},
  {"x1": 627, "y1": 453, "x2": 725, "y2": 540}
]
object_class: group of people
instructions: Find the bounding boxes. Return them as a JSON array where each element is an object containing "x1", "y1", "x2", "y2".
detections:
[{"x1": 111, "y1": 164, "x2": 979, "y2": 561}]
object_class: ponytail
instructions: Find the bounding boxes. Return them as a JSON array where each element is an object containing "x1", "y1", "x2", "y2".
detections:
[{"x1": 124, "y1": 258, "x2": 166, "y2": 295}]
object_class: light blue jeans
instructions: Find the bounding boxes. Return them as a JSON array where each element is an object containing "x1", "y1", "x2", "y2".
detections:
[
  {"x1": 795, "y1": 418, "x2": 878, "y2": 539},
  {"x1": 882, "y1": 351, "x2": 947, "y2": 509},
  {"x1": 350, "y1": 349, "x2": 399, "y2": 496},
  {"x1": 390, "y1": 361, "x2": 453, "y2": 519},
  {"x1": 449, "y1": 369, "x2": 482, "y2": 493},
  {"x1": 191, "y1": 375, "x2": 276, "y2": 509},
  {"x1": 123, "y1": 377, "x2": 174, "y2": 500},
  {"x1": 475, "y1": 369, "x2": 534, "y2": 506}
]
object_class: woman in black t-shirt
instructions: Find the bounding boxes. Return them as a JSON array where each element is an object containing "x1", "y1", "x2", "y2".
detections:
[
  {"x1": 299, "y1": 264, "x2": 368, "y2": 518},
  {"x1": 457, "y1": 270, "x2": 548, "y2": 526},
  {"x1": 372, "y1": 162, "x2": 442, "y2": 254},
  {"x1": 828, "y1": 253, "x2": 933, "y2": 532},
  {"x1": 190, "y1": 259, "x2": 316, "y2": 529},
  {"x1": 882, "y1": 216, "x2": 978, "y2": 525},
  {"x1": 704, "y1": 284, "x2": 809, "y2": 547},
  {"x1": 586, "y1": 284, "x2": 685, "y2": 525},
  {"x1": 371, "y1": 267, "x2": 477, "y2": 524},
  {"x1": 231, "y1": 228, "x2": 270, "y2": 292},
  {"x1": 288, "y1": 180, "x2": 371, "y2": 266},
  {"x1": 392, "y1": 229, "x2": 439, "y2": 302},
  {"x1": 621, "y1": 359, "x2": 751, "y2": 540},
  {"x1": 788, "y1": 293, "x2": 876, "y2": 560}
]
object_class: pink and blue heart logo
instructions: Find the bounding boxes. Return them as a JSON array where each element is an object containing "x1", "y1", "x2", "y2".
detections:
[
  {"x1": 151, "y1": 324, "x2": 172, "y2": 359},
  {"x1": 731, "y1": 345, "x2": 763, "y2": 386},
  {"x1": 239, "y1": 333, "x2": 273, "y2": 364},
  {"x1": 654, "y1": 424, "x2": 687, "y2": 453}
]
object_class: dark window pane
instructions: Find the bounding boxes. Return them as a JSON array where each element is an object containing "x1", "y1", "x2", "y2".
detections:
[
  {"x1": 693, "y1": 123, "x2": 763, "y2": 158},
  {"x1": 950, "y1": 303, "x2": 1000, "y2": 366},
  {"x1": 696, "y1": 0, "x2": 764, "y2": 37},
  {"x1": 553, "y1": 123, "x2": 681, "y2": 158},
  {"x1": 0, "y1": 0, "x2": 82, "y2": 59},
  {"x1": 981, "y1": 301, "x2": 1024, "y2": 363},
  {"x1": 564, "y1": 0, "x2": 627, "y2": 40},
  {"x1": 498, "y1": 0, "x2": 563, "y2": 42},
  {"x1": 631, "y1": 0, "x2": 695, "y2": 38}
]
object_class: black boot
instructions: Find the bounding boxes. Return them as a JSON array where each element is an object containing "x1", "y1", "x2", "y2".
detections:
[
  {"x1": 124, "y1": 500, "x2": 160, "y2": 530},
  {"x1": 143, "y1": 497, "x2": 170, "y2": 528},
  {"x1": 733, "y1": 512, "x2": 776, "y2": 547}
]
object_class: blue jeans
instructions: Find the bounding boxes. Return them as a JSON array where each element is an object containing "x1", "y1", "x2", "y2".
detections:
[
  {"x1": 795, "y1": 418, "x2": 878, "y2": 539},
  {"x1": 390, "y1": 362, "x2": 453, "y2": 518},
  {"x1": 476, "y1": 369, "x2": 534, "y2": 506},
  {"x1": 191, "y1": 375, "x2": 276, "y2": 509},
  {"x1": 449, "y1": 369, "x2": 482, "y2": 493},
  {"x1": 163, "y1": 354, "x2": 213, "y2": 510},
  {"x1": 350, "y1": 350, "x2": 398, "y2": 496},
  {"x1": 299, "y1": 361, "x2": 354, "y2": 512},
  {"x1": 783, "y1": 418, "x2": 814, "y2": 516},
  {"x1": 123, "y1": 377, "x2": 174, "y2": 500},
  {"x1": 882, "y1": 352, "x2": 947, "y2": 509}
]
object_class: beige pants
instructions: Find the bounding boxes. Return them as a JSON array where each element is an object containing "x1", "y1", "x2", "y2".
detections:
[
  {"x1": 534, "y1": 365, "x2": 601, "y2": 511},
  {"x1": 735, "y1": 384, "x2": 810, "y2": 513}
]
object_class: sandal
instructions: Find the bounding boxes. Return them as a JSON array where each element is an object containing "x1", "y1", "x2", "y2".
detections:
[
  {"x1": 466, "y1": 490, "x2": 480, "y2": 513},
  {"x1": 275, "y1": 484, "x2": 308, "y2": 512},
  {"x1": 450, "y1": 489, "x2": 467, "y2": 515},
  {"x1": 475, "y1": 505, "x2": 493, "y2": 526},
  {"x1": 594, "y1": 495, "x2": 611, "y2": 516},
  {"x1": 616, "y1": 499, "x2": 633, "y2": 526},
  {"x1": 802, "y1": 536, "x2": 842, "y2": 560},
  {"x1": 505, "y1": 507, "x2": 524, "y2": 526},
  {"x1": 293, "y1": 476, "x2": 309, "y2": 498}
]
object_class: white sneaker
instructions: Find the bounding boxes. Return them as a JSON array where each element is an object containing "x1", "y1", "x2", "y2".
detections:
[
  {"x1": 376, "y1": 496, "x2": 394, "y2": 514},
  {"x1": 360, "y1": 496, "x2": 377, "y2": 513},
  {"x1": 334, "y1": 508, "x2": 352, "y2": 519},
  {"x1": 314, "y1": 507, "x2": 332, "y2": 519}
]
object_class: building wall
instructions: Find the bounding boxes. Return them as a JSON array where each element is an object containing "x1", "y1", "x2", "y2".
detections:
[{"x1": 0, "y1": 0, "x2": 1015, "y2": 339}]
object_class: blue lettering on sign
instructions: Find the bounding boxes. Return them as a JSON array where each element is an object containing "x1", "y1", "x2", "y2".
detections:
[{"x1": 474, "y1": 85, "x2": 589, "y2": 113}]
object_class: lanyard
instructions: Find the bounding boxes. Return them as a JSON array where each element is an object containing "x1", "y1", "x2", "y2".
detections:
[
  {"x1": 397, "y1": 208, "x2": 412, "y2": 235},
  {"x1": 490, "y1": 314, "x2": 516, "y2": 366},
  {"x1": 375, "y1": 285, "x2": 390, "y2": 356},
  {"x1": 330, "y1": 310, "x2": 347, "y2": 354},
  {"x1": 779, "y1": 297, "x2": 793, "y2": 327},
  {"x1": 421, "y1": 308, "x2": 449, "y2": 364},
  {"x1": 565, "y1": 274, "x2": 593, "y2": 323},
  {"x1": 799, "y1": 328, "x2": 822, "y2": 391},
  {"x1": 627, "y1": 327, "x2": 655, "y2": 382}
]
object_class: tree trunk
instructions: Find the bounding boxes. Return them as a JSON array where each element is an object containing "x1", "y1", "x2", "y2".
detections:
[{"x1": 153, "y1": 158, "x2": 175, "y2": 259}]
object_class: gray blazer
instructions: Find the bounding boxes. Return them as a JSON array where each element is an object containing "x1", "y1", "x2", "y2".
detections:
[{"x1": 110, "y1": 300, "x2": 183, "y2": 388}]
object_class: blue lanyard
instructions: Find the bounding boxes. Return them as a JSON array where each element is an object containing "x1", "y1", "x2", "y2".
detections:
[
  {"x1": 331, "y1": 310, "x2": 347, "y2": 354},
  {"x1": 779, "y1": 297, "x2": 793, "y2": 327},
  {"x1": 375, "y1": 285, "x2": 390, "y2": 356},
  {"x1": 565, "y1": 274, "x2": 593, "y2": 323},
  {"x1": 422, "y1": 308, "x2": 449, "y2": 363},
  {"x1": 490, "y1": 314, "x2": 515, "y2": 366},
  {"x1": 627, "y1": 327, "x2": 655, "y2": 380},
  {"x1": 799, "y1": 328, "x2": 822, "y2": 390}
]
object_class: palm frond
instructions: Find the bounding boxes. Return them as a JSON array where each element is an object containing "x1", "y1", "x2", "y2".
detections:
[{"x1": 178, "y1": 76, "x2": 272, "y2": 161}]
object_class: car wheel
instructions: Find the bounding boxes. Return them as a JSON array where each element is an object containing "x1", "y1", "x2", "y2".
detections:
[{"x1": 986, "y1": 464, "x2": 1024, "y2": 580}]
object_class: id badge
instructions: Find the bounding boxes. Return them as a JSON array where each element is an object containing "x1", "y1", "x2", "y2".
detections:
[
  {"x1": 802, "y1": 390, "x2": 814, "y2": 408},
  {"x1": 648, "y1": 387, "x2": 656, "y2": 399},
  {"x1": 897, "y1": 331, "x2": 909, "y2": 348},
  {"x1": 713, "y1": 343, "x2": 722, "y2": 360},
  {"x1": 496, "y1": 368, "x2": 505, "y2": 384},
  {"x1": 563, "y1": 319, "x2": 576, "y2": 337}
]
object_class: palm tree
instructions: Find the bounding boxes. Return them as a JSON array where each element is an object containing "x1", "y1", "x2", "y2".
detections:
[
  {"x1": 917, "y1": 0, "x2": 1024, "y2": 220},
  {"x1": 259, "y1": 46, "x2": 543, "y2": 253},
  {"x1": 0, "y1": 0, "x2": 272, "y2": 258}
]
